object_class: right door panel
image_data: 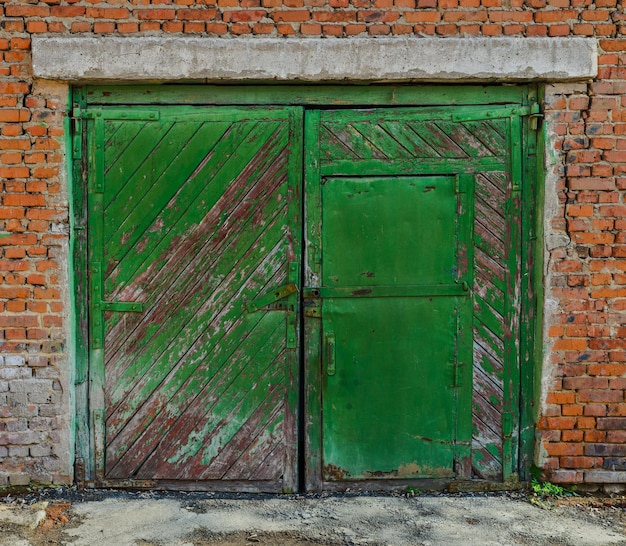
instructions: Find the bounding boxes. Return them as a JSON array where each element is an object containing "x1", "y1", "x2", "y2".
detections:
[{"x1": 305, "y1": 106, "x2": 523, "y2": 487}]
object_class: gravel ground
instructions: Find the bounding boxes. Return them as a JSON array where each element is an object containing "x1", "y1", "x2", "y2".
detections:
[{"x1": 0, "y1": 487, "x2": 625, "y2": 545}]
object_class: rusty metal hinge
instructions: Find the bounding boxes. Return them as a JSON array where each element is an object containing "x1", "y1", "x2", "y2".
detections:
[
  {"x1": 526, "y1": 102, "x2": 544, "y2": 131},
  {"x1": 90, "y1": 262, "x2": 146, "y2": 349},
  {"x1": 77, "y1": 108, "x2": 160, "y2": 121}
]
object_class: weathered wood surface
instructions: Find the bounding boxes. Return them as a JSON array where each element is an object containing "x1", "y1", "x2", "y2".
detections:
[{"x1": 472, "y1": 170, "x2": 509, "y2": 480}]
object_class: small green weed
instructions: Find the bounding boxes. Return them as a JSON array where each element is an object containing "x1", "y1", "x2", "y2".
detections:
[
  {"x1": 529, "y1": 478, "x2": 578, "y2": 508},
  {"x1": 405, "y1": 486, "x2": 422, "y2": 497},
  {"x1": 532, "y1": 479, "x2": 565, "y2": 497}
]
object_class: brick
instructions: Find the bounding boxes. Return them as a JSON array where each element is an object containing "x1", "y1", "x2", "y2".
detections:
[
  {"x1": 553, "y1": 339, "x2": 587, "y2": 351},
  {"x1": 8, "y1": 473, "x2": 30, "y2": 486},
  {"x1": 4, "y1": 194, "x2": 45, "y2": 207},
  {"x1": 544, "y1": 442, "x2": 584, "y2": 456},
  {"x1": 546, "y1": 392, "x2": 575, "y2": 404},
  {"x1": 561, "y1": 404, "x2": 583, "y2": 416},
  {"x1": 584, "y1": 470, "x2": 626, "y2": 483},
  {"x1": 271, "y1": 10, "x2": 310, "y2": 22},
  {"x1": 560, "y1": 457, "x2": 601, "y2": 469},
  {"x1": 30, "y1": 444, "x2": 52, "y2": 457},
  {"x1": 178, "y1": 8, "x2": 218, "y2": 20},
  {"x1": 26, "y1": 21, "x2": 48, "y2": 34},
  {"x1": 357, "y1": 10, "x2": 399, "y2": 23},
  {"x1": 562, "y1": 429, "x2": 583, "y2": 441},
  {"x1": 549, "y1": 470, "x2": 583, "y2": 483},
  {"x1": 28, "y1": 356, "x2": 48, "y2": 368},
  {"x1": 603, "y1": 458, "x2": 626, "y2": 471},
  {"x1": 0, "y1": 315, "x2": 38, "y2": 328},
  {"x1": 51, "y1": 6, "x2": 86, "y2": 17},
  {"x1": 576, "y1": 417, "x2": 597, "y2": 429},
  {"x1": 5, "y1": 5, "x2": 50, "y2": 17},
  {"x1": 598, "y1": 417, "x2": 626, "y2": 430},
  {"x1": 534, "y1": 9, "x2": 577, "y2": 23},
  {"x1": 585, "y1": 443, "x2": 626, "y2": 457},
  {"x1": 584, "y1": 404, "x2": 608, "y2": 417},
  {"x1": 569, "y1": 178, "x2": 616, "y2": 191},
  {"x1": 585, "y1": 430, "x2": 607, "y2": 443},
  {"x1": 600, "y1": 39, "x2": 626, "y2": 52},
  {"x1": 564, "y1": 377, "x2": 609, "y2": 390}
]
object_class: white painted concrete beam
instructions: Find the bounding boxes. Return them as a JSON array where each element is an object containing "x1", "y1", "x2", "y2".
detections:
[{"x1": 32, "y1": 36, "x2": 597, "y2": 83}]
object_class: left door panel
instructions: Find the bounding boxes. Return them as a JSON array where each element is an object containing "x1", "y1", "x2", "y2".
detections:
[{"x1": 86, "y1": 106, "x2": 302, "y2": 491}]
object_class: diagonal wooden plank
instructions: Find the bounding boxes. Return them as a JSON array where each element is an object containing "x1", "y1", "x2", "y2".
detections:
[
  {"x1": 460, "y1": 120, "x2": 507, "y2": 157},
  {"x1": 102, "y1": 131, "x2": 290, "y2": 351},
  {"x1": 106, "y1": 308, "x2": 285, "y2": 477},
  {"x1": 319, "y1": 125, "x2": 360, "y2": 161},
  {"x1": 474, "y1": 323, "x2": 504, "y2": 364},
  {"x1": 471, "y1": 443, "x2": 503, "y2": 480},
  {"x1": 376, "y1": 120, "x2": 440, "y2": 159},
  {"x1": 103, "y1": 173, "x2": 289, "y2": 400},
  {"x1": 186, "y1": 382, "x2": 285, "y2": 481},
  {"x1": 345, "y1": 122, "x2": 404, "y2": 159},
  {"x1": 250, "y1": 441, "x2": 285, "y2": 481},
  {"x1": 474, "y1": 296, "x2": 505, "y2": 340},
  {"x1": 103, "y1": 120, "x2": 184, "y2": 195},
  {"x1": 473, "y1": 369, "x2": 504, "y2": 429},
  {"x1": 106, "y1": 123, "x2": 254, "y2": 261},
  {"x1": 105, "y1": 230, "x2": 287, "y2": 434},
  {"x1": 409, "y1": 121, "x2": 468, "y2": 158},
  {"x1": 104, "y1": 240, "x2": 288, "y2": 445},
  {"x1": 104, "y1": 121, "x2": 288, "y2": 295},
  {"x1": 472, "y1": 162, "x2": 508, "y2": 482},
  {"x1": 434, "y1": 121, "x2": 494, "y2": 159},
  {"x1": 475, "y1": 172, "x2": 506, "y2": 212},
  {"x1": 131, "y1": 325, "x2": 286, "y2": 479},
  {"x1": 475, "y1": 216, "x2": 505, "y2": 262},
  {"x1": 475, "y1": 197, "x2": 507, "y2": 242},
  {"x1": 321, "y1": 123, "x2": 387, "y2": 160},
  {"x1": 103, "y1": 120, "x2": 140, "y2": 171},
  {"x1": 103, "y1": 121, "x2": 176, "y2": 209},
  {"x1": 473, "y1": 336, "x2": 504, "y2": 380},
  {"x1": 475, "y1": 247, "x2": 506, "y2": 289},
  {"x1": 106, "y1": 303, "x2": 275, "y2": 475},
  {"x1": 472, "y1": 408, "x2": 502, "y2": 453},
  {"x1": 103, "y1": 121, "x2": 221, "y2": 250},
  {"x1": 220, "y1": 400, "x2": 286, "y2": 480}
]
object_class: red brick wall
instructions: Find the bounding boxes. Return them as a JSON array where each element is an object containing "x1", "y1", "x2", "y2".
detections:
[
  {"x1": 542, "y1": 71, "x2": 626, "y2": 487},
  {"x1": 0, "y1": 0, "x2": 624, "y2": 488}
]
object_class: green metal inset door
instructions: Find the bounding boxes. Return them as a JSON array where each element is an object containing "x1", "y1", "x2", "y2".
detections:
[
  {"x1": 316, "y1": 175, "x2": 472, "y2": 480},
  {"x1": 85, "y1": 106, "x2": 302, "y2": 490}
]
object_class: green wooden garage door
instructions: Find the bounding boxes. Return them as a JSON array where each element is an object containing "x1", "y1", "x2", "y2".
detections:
[{"x1": 76, "y1": 87, "x2": 537, "y2": 491}]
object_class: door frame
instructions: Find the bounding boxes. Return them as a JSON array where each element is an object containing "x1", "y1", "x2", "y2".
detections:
[{"x1": 71, "y1": 84, "x2": 543, "y2": 491}]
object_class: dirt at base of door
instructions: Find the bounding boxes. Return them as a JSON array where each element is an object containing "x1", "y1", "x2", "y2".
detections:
[{"x1": 1, "y1": 488, "x2": 625, "y2": 546}]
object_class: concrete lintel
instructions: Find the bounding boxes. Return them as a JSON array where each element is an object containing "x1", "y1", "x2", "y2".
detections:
[{"x1": 32, "y1": 36, "x2": 597, "y2": 83}]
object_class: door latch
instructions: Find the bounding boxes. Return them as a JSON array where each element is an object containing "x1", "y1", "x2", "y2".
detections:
[{"x1": 246, "y1": 282, "x2": 298, "y2": 313}]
